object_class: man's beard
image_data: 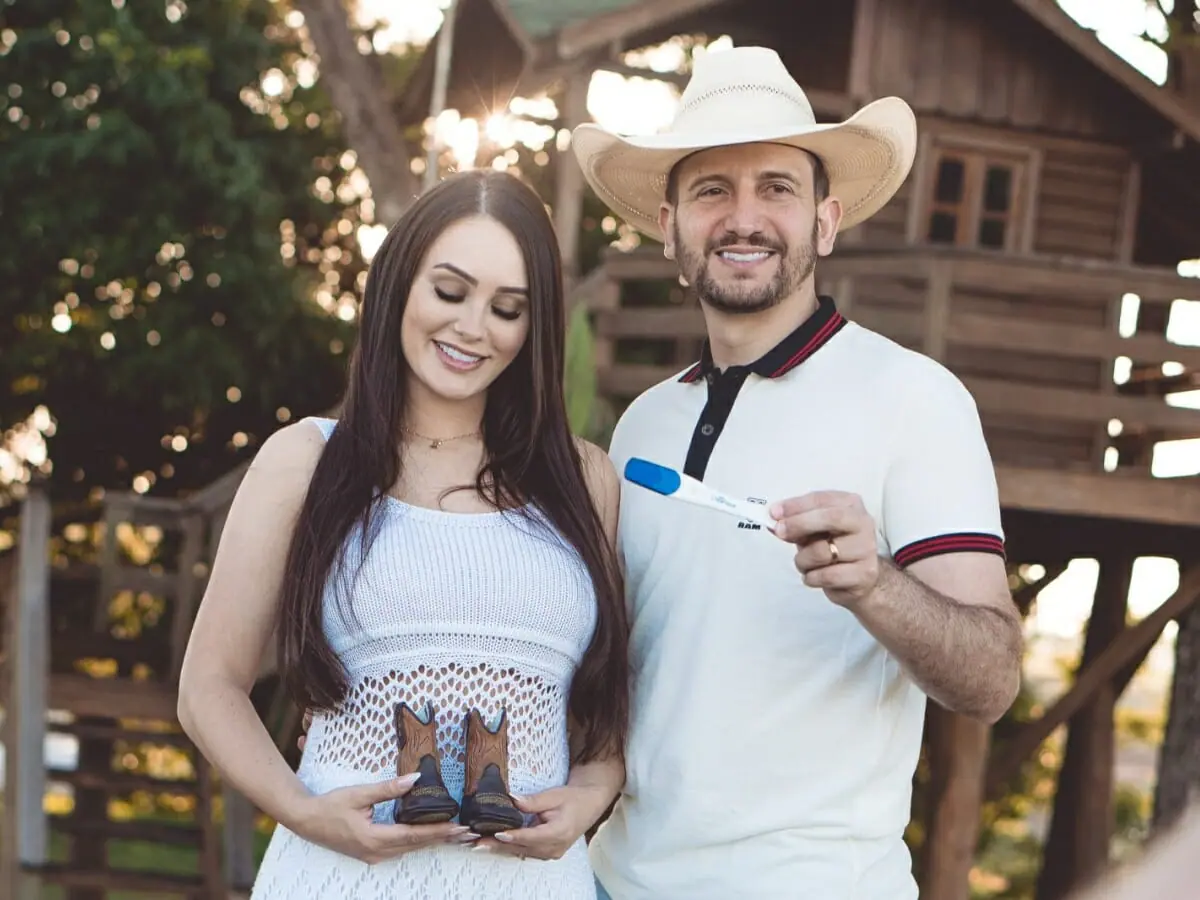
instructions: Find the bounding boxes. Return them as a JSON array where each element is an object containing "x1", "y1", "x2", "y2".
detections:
[{"x1": 676, "y1": 220, "x2": 819, "y2": 315}]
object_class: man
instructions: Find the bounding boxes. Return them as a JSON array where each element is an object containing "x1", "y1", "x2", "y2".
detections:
[{"x1": 570, "y1": 46, "x2": 1024, "y2": 899}]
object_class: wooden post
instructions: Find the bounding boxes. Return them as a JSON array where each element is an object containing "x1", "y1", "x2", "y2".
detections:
[
  {"x1": 423, "y1": 0, "x2": 460, "y2": 188},
  {"x1": 919, "y1": 704, "x2": 992, "y2": 900},
  {"x1": 67, "y1": 715, "x2": 111, "y2": 900},
  {"x1": 1036, "y1": 553, "x2": 1136, "y2": 900},
  {"x1": 555, "y1": 68, "x2": 591, "y2": 286},
  {"x1": 923, "y1": 259, "x2": 953, "y2": 361},
  {"x1": 223, "y1": 785, "x2": 258, "y2": 896},
  {"x1": 2, "y1": 483, "x2": 51, "y2": 900},
  {"x1": 196, "y1": 757, "x2": 225, "y2": 899},
  {"x1": 1152, "y1": 590, "x2": 1200, "y2": 834}
]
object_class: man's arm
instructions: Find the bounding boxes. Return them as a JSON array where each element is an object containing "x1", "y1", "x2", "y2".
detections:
[
  {"x1": 853, "y1": 551, "x2": 1022, "y2": 723},
  {"x1": 771, "y1": 489, "x2": 1021, "y2": 724}
]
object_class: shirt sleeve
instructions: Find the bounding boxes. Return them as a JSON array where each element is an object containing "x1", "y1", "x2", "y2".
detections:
[{"x1": 881, "y1": 363, "x2": 1006, "y2": 568}]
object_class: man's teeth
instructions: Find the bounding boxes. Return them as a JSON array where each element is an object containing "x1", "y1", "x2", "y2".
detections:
[
  {"x1": 719, "y1": 251, "x2": 771, "y2": 262},
  {"x1": 437, "y1": 342, "x2": 482, "y2": 363}
]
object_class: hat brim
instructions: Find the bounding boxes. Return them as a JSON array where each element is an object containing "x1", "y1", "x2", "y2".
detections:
[{"x1": 571, "y1": 96, "x2": 918, "y2": 243}]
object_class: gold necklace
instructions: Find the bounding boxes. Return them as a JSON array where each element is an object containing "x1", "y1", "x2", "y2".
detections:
[{"x1": 401, "y1": 426, "x2": 480, "y2": 449}]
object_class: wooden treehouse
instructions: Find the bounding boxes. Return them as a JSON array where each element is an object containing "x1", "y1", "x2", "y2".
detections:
[
  {"x1": 400, "y1": 0, "x2": 1200, "y2": 898},
  {"x1": 3, "y1": 0, "x2": 1200, "y2": 898}
]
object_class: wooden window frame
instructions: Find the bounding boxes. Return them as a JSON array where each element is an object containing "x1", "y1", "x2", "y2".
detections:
[{"x1": 907, "y1": 133, "x2": 1040, "y2": 254}]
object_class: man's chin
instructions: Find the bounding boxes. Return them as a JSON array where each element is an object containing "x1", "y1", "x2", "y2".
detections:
[{"x1": 699, "y1": 291, "x2": 781, "y2": 315}]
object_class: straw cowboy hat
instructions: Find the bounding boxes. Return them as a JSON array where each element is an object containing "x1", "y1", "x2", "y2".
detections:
[{"x1": 571, "y1": 46, "x2": 918, "y2": 242}]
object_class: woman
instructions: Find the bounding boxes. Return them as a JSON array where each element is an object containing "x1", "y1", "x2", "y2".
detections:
[{"x1": 177, "y1": 170, "x2": 629, "y2": 899}]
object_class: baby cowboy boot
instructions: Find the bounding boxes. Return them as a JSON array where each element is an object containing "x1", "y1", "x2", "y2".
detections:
[
  {"x1": 393, "y1": 701, "x2": 459, "y2": 825},
  {"x1": 459, "y1": 707, "x2": 524, "y2": 835}
]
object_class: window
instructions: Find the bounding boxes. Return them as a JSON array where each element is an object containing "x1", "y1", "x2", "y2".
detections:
[{"x1": 922, "y1": 146, "x2": 1028, "y2": 252}]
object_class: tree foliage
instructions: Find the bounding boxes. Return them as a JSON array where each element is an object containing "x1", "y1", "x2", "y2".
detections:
[{"x1": 0, "y1": 0, "x2": 362, "y2": 508}]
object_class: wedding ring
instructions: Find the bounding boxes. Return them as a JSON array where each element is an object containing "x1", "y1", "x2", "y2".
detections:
[{"x1": 828, "y1": 538, "x2": 840, "y2": 563}]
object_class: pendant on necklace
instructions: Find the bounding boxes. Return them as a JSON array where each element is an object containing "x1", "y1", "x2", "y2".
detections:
[{"x1": 429, "y1": 439, "x2": 442, "y2": 449}]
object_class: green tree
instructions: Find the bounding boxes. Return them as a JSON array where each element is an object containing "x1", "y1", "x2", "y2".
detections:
[{"x1": 0, "y1": 0, "x2": 362, "y2": 508}]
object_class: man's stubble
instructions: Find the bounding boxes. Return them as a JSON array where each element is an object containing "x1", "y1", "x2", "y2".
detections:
[{"x1": 674, "y1": 218, "x2": 820, "y2": 315}]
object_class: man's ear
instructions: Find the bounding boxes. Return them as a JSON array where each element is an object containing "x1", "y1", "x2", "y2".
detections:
[
  {"x1": 816, "y1": 196, "x2": 843, "y2": 258},
  {"x1": 659, "y1": 203, "x2": 676, "y2": 260}
]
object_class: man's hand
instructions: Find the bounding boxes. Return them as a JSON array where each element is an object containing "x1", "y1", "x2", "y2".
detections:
[{"x1": 769, "y1": 491, "x2": 881, "y2": 608}]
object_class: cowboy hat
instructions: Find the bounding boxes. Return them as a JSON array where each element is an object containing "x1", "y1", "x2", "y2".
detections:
[{"x1": 571, "y1": 46, "x2": 918, "y2": 242}]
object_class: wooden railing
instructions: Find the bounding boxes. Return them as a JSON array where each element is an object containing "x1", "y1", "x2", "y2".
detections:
[
  {"x1": 589, "y1": 245, "x2": 1200, "y2": 469},
  {"x1": 578, "y1": 244, "x2": 1200, "y2": 526}
]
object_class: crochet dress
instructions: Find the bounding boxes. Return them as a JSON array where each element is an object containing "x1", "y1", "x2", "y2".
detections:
[{"x1": 250, "y1": 417, "x2": 599, "y2": 899}]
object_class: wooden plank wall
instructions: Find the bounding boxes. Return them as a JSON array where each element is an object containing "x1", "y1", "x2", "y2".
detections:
[
  {"x1": 1035, "y1": 144, "x2": 1133, "y2": 260},
  {"x1": 857, "y1": 172, "x2": 913, "y2": 247},
  {"x1": 865, "y1": 0, "x2": 1158, "y2": 141}
]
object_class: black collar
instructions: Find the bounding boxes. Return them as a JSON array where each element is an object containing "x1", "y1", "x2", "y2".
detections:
[{"x1": 679, "y1": 295, "x2": 846, "y2": 383}]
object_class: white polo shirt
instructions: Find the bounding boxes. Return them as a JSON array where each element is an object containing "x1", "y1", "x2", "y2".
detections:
[{"x1": 589, "y1": 296, "x2": 1005, "y2": 900}]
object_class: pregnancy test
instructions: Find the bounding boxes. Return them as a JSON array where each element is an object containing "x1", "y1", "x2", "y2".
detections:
[{"x1": 623, "y1": 457, "x2": 776, "y2": 530}]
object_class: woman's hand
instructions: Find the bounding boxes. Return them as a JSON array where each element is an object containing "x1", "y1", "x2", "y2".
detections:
[
  {"x1": 294, "y1": 775, "x2": 469, "y2": 864},
  {"x1": 478, "y1": 782, "x2": 613, "y2": 861}
]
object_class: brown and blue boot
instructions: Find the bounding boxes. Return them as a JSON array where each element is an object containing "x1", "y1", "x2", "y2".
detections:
[
  {"x1": 460, "y1": 707, "x2": 525, "y2": 836},
  {"x1": 393, "y1": 701, "x2": 459, "y2": 825}
]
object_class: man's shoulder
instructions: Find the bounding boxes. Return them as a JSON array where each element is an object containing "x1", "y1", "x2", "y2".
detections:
[
  {"x1": 610, "y1": 365, "x2": 695, "y2": 442},
  {"x1": 840, "y1": 321, "x2": 974, "y2": 404}
]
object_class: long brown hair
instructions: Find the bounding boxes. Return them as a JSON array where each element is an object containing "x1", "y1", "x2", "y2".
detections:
[{"x1": 277, "y1": 171, "x2": 628, "y2": 762}]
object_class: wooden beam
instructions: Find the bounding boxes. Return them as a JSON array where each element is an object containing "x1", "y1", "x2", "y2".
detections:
[
  {"x1": 168, "y1": 513, "x2": 206, "y2": 683},
  {"x1": 946, "y1": 313, "x2": 1200, "y2": 371},
  {"x1": 846, "y1": 0, "x2": 878, "y2": 104},
  {"x1": 1117, "y1": 159, "x2": 1142, "y2": 264},
  {"x1": 598, "y1": 60, "x2": 686, "y2": 87},
  {"x1": 46, "y1": 674, "x2": 179, "y2": 722},
  {"x1": 985, "y1": 565, "x2": 1200, "y2": 799},
  {"x1": 555, "y1": 68, "x2": 591, "y2": 283},
  {"x1": 599, "y1": 359, "x2": 1200, "y2": 446},
  {"x1": 1152, "y1": 595, "x2": 1200, "y2": 834},
  {"x1": 920, "y1": 706, "x2": 992, "y2": 900},
  {"x1": 556, "y1": 0, "x2": 726, "y2": 60},
  {"x1": 923, "y1": 261, "x2": 952, "y2": 360},
  {"x1": 196, "y1": 759, "x2": 225, "y2": 897},
  {"x1": 963, "y1": 377, "x2": 1200, "y2": 436},
  {"x1": 33, "y1": 864, "x2": 204, "y2": 896},
  {"x1": 1013, "y1": 561, "x2": 1069, "y2": 615},
  {"x1": 595, "y1": 307, "x2": 708, "y2": 339},
  {"x1": 1007, "y1": 0, "x2": 1200, "y2": 146},
  {"x1": 223, "y1": 787, "x2": 258, "y2": 893},
  {"x1": 1, "y1": 486, "x2": 51, "y2": 900},
  {"x1": 1037, "y1": 555, "x2": 1135, "y2": 900},
  {"x1": 994, "y1": 466, "x2": 1200, "y2": 528}
]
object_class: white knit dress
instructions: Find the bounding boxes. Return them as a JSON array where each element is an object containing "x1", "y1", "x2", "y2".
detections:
[{"x1": 251, "y1": 417, "x2": 599, "y2": 899}]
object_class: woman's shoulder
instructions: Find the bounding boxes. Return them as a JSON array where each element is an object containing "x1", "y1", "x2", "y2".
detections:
[
  {"x1": 572, "y1": 437, "x2": 619, "y2": 530},
  {"x1": 241, "y1": 418, "x2": 329, "y2": 495}
]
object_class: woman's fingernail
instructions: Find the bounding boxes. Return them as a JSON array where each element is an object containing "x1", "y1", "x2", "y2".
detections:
[
  {"x1": 450, "y1": 833, "x2": 480, "y2": 843},
  {"x1": 396, "y1": 773, "x2": 420, "y2": 786},
  {"x1": 494, "y1": 832, "x2": 514, "y2": 843},
  {"x1": 472, "y1": 843, "x2": 491, "y2": 852}
]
